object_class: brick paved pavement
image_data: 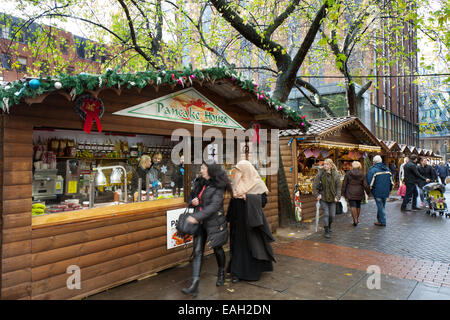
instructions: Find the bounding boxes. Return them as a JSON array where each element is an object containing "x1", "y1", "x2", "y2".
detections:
[
  {"x1": 85, "y1": 197, "x2": 450, "y2": 300},
  {"x1": 305, "y1": 197, "x2": 450, "y2": 263},
  {"x1": 273, "y1": 240, "x2": 450, "y2": 287}
]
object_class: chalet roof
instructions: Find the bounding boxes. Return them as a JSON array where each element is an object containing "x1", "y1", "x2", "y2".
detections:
[
  {"x1": 409, "y1": 146, "x2": 419, "y2": 154},
  {"x1": 399, "y1": 144, "x2": 411, "y2": 153},
  {"x1": 382, "y1": 140, "x2": 401, "y2": 152},
  {"x1": 279, "y1": 116, "x2": 387, "y2": 151},
  {"x1": 280, "y1": 116, "x2": 354, "y2": 137},
  {"x1": 0, "y1": 67, "x2": 310, "y2": 130}
]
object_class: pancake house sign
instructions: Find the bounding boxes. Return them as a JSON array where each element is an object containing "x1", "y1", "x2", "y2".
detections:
[{"x1": 113, "y1": 87, "x2": 244, "y2": 129}]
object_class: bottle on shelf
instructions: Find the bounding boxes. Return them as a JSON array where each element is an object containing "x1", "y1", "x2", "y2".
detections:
[{"x1": 78, "y1": 140, "x2": 84, "y2": 151}]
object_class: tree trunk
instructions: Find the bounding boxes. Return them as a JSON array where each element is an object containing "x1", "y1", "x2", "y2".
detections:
[
  {"x1": 347, "y1": 83, "x2": 358, "y2": 116},
  {"x1": 272, "y1": 70, "x2": 294, "y2": 103}
]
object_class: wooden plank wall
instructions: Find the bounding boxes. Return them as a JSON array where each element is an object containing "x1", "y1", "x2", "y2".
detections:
[
  {"x1": 0, "y1": 84, "x2": 281, "y2": 300},
  {"x1": 30, "y1": 204, "x2": 191, "y2": 299},
  {"x1": 1, "y1": 116, "x2": 33, "y2": 299}
]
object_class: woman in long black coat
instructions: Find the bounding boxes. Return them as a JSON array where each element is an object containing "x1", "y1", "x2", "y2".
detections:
[
  {"x1": 181, "y1": 161, "x2": 232, "y2": 297},
  {"x1": 227, "y1": 160, "x2": 275, "y2": 283}
]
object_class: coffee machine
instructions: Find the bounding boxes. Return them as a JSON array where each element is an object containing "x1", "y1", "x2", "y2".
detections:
[{"x1": 32, "y1": 169, "x2": 59, "y2": 200}]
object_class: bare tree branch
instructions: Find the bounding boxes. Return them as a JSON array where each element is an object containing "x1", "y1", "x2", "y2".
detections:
[
  {"x1": 117, "y1": 0, "x2": 156, "y2": 67},
  {"x1": 264, "y1": 0, "x2": 301, "y2": 40}
]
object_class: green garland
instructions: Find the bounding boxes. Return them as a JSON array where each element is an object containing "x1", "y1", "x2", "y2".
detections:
[{"x1": 0, "y1": 66, "x2": 311, "y2": 131}]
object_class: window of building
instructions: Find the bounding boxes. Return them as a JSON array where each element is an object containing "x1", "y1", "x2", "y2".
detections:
[
  {"x1": 60, "y1": 39, "x2": 69, "y2": 54},
  {"x1": 17, "y1": 56, "x2": 27, "y2": 73},
  {"x1": 1, "y1": 53, "x2": 12, "y2": 69},
  {"x1": 0, "y1": 24, "x2": 11, "y2": 39}
]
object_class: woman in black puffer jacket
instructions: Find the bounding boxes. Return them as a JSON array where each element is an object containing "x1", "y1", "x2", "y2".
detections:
[{"x1": 181, "y1": 161, "x2": 232, "y2": 297}]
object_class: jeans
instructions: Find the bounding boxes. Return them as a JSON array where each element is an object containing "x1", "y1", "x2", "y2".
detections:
[
  {"x1": 374, "y1": 197, "x2": 387, "y2": 225},
  {"x1": 401, "y1": 182, "x2": 418, "y2": 209},
  {"x1": 320, "y1": 200, "x2": 336, "y2": 227}
]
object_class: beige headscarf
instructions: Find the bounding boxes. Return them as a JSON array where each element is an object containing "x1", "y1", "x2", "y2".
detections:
[{"x1": 232, "y1": 160, "x2": 269, "y2": 199}]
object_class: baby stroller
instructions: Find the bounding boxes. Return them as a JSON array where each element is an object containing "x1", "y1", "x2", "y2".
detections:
[{"x1": 423, "y1": 183, "x2": 449, "y2": 217}]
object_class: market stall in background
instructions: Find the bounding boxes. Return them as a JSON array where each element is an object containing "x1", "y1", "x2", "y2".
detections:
[
  {"x1": 382, "y1": 141, "x2": 402, "y2": 188},
  {"x1": 279, "y1": 116, "x2": 387, "y2": 222},
  {"x1": 0, "y1": 67, "x2": 309, "y2": 300}
]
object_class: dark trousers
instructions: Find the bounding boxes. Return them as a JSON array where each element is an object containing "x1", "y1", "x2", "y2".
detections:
[
  {"x1": 191, "y1": 225, "x2": 225, "y2": 278},
  {"x1": 401, "y1": 182, "x2": 418, "y2": 209}
]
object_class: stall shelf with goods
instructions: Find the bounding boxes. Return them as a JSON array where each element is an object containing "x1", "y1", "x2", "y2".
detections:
[
  {"x1": 0, "y1": 67, "x2": 309, "y2": 300},
  {"x1": 279, "y1": 116, "x2": 387, "y2": 222}
]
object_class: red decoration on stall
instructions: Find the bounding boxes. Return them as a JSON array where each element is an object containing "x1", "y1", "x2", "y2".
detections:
[
  {"x1": 251, "y1": 121, "x2": 261, "y2": 144},
  {"x1": 75, "y1": 95, "x2": 104, "y2": 134}
]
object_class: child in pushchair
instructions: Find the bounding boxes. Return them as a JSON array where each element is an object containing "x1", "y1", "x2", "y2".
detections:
[{"x1": 423, "y1": 182, "x2": 449, "y2": 217}]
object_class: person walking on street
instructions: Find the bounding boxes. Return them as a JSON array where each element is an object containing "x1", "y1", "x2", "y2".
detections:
[
  {"x1": 342, "y1": 161, "x2": 371, "y2": 226},
  {"x1": 226, "y1": 160, "x2": 275, "y2": 283},
  {"x1": 367, "y1": 155, "x2": 394, "y2": 226},
  {"x1": 400, "y1": 154, "x2": 430, "y2": 212},
  {"x1": 399, "y1": 156, "x2": 409, "y2": 183},
  {"x1": 181, "y1": 161, "x2": 232, "y2": 297},
  {"x1": 436, "y1": 161, "x2": 449, "y2": 185},
  {"x1": 313, "y1": 158, "x2": 342, "y2": 239}
]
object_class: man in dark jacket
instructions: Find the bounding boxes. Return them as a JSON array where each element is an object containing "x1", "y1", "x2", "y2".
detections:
[
  {"x1": 401, "y1": 154, "x2": 430, "y2": 212},
  {"x1": 418, "y1": 158, "x2": 437, "y2": 186},
  {"x1": 417, "y1": 158, "x2": 437, "y2": 204},
  {"x1": 367, "y1": 155, "x2": 394, "y2": 226},
  {"x1": 436, "y1": 161, "x2": 449, "y2": 185}
]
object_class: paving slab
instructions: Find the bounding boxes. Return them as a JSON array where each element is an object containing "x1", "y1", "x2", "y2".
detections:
[{"x1": 86, "y1": 197, "x2": 450, "y2": 300}]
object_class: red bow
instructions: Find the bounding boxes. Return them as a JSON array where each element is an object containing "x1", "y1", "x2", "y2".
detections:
[{"x1": 81, "y1": 98, "x2": 103, "y2": 134}]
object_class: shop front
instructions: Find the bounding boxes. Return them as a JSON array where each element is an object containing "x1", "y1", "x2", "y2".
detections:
[
  {"x1": 0, "y1": 68, "x2": 308, "y2": 299},
  {"x1": 382, "y1": 141, "x2": 402, "y2": 187},
  {"x1": 279, "y1": 116, "x2": 387, "y2": 221}
]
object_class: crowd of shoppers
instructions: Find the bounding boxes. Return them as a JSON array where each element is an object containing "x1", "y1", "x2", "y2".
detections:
[{"x1": 180, "y1": 154, "x2": 446, "y2": 297}]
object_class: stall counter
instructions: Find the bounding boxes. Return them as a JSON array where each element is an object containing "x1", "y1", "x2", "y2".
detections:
[{"x1": 32, "y1": 197, "x2": 186, "y2": 228}]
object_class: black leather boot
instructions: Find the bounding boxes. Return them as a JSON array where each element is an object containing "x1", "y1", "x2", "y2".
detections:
[
  {"x1": 324, "y1": 226, "x2": 330, "y2": 239},
  {"x1": 214, "y1": 247, "x2": 226, "y2": 287},
  {"x1": 216, "y1": 269, "x2": 225, "y2": 287},
  {"x1": 328, "y1": 221, "x2": 333, "y2": 232},
  {"x1": 182, "y1": 234, "x2": 204, "y2": 297},
  {"x1": 181, "y1": 277, "x2": 200, "y2": 297}
]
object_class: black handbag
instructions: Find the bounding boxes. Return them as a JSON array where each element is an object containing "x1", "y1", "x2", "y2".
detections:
[{"x1": 176, "y1": 207, "x2": 199, "y2": 237}]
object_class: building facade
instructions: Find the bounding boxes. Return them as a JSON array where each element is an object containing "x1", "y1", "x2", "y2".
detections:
[{"x1": 1, "y1": 13, "x2": 106, "y2": 84}]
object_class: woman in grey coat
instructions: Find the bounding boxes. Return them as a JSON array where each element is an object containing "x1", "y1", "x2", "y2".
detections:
[{"x1": 313, "y1": 158, "x2": 342, "y2": 239}]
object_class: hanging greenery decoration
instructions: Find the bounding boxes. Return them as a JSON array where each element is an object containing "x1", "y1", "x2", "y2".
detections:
[{"x1": 0, "y1": 66, "x2": 311, "y2": 132}]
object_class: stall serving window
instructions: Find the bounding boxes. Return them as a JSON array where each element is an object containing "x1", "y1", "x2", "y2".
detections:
[
  {"x1": 296, "y1": 146, "x2": 334, "y2": 195},
  {"x1": 31, "y1": 128, "x2": 185, "y2": 217}
]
